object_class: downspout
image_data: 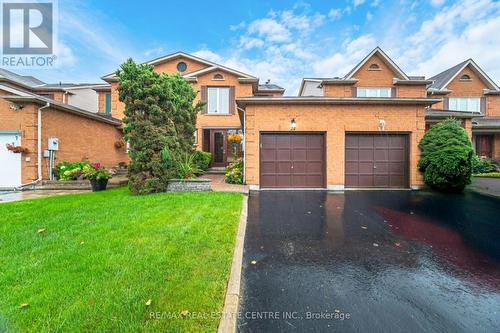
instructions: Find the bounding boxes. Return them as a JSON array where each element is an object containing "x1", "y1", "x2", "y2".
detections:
[
  {"x1": 37, "y1": 102, "x2": 50, "y2": 181},
  {"x1": 16, "y1": 102, "x2": 50, "y2": 190},
  {"x1": 237, "y1": 106, "x2": 246, "y2": 184}
]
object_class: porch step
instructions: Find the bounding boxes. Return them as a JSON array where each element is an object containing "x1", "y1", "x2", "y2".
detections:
[{"x1": 205, "y1": 167, "x2": 226, "y2": 174}]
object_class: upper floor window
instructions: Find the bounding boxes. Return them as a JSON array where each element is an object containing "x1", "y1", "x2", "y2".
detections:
[
  {"x1": 207, "y1": 87, "x2": 229, "y2": 114},
  {"x1": 105, "y1": 93, "x2": 111, "y2": 114},
  {"x1": 213, "y1": 73, "x2": 224, "y2": 80},
  {"x1": 460, "y1": 74, "x2": 471, "y2": 80},
  {"x1": 368, "y1": 63, "x2": 380, "y2": 70},
  {"x1": 449, "y1": 97, "x2": 480, "y2": 113},
  {"x1": 357, "y1": 87, "x2": 391, "y2": 97}
]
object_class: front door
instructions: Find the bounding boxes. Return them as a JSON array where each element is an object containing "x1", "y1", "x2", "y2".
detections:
[
  {"x1": 475, "y1": 135, "x2": 493, "y2": 158},
  {"x1": 211, "y1": 130, "x2": 227, "y2": 167}
]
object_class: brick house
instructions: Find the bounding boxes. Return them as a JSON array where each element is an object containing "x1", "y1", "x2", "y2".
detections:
[
  {"x1": 238, "y1": 47, "x2": 443, "y2": 190},
  {"x1": 100, "y1": 52, "x2": 284, "y2": 167},
  {"x1": 0, "y1": 70, "x2": 127, "y2": 189},
  {"x1": 2, "y1": 48, "x2": 499, "y2": 191}
]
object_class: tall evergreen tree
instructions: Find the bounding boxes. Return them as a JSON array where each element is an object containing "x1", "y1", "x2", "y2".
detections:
[{"x1": 117, "y1": 59, "x2": 203, "y2": 194}]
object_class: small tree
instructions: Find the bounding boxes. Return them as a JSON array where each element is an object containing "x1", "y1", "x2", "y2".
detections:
[
  {"x1": 418, "y1": 118, "x2": 473, "y2": 192},
  {"x1": 117, "y1": 59, "x2": 203, "y2": 194}
]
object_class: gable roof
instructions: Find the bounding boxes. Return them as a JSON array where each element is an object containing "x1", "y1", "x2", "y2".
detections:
[
  {"x1": 0, "y1": 68, "x2": 45, "y2": 87},
  {"x1": 0, "y1": 82, "x2": 121, "y2": 125},
  {"x1": 101, "y1": 51, "x2": 258, "y2": 82},
  {"x1": 428, "y1": 59, "x2": 500, "y2": 91},
  {"x1": 344, "y1": 47, "x2": 409, "y2": 80}
]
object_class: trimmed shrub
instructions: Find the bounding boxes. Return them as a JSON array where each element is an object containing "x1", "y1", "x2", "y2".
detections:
[
  {"x1": 192, "y1": 151, "x2": 212, "y2": 172},
  {"x1": 472, "y1": 156, "x2": 496, "y2": 174},
  {"x1": 225, "y1": 158, "x2": 243, "y2": 184},
  {"x1": 418, "y1": 119, "x2": 473, "y2": 192}
]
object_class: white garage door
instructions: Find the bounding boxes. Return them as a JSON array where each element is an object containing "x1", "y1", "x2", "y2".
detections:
[{"x1": 0, "y1": 133, "x2": 22, "y2": 189}]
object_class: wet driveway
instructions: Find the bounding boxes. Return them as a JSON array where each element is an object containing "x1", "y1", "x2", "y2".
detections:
[{"x1": 238, "y1": 191, "x2": 500, "y2": 332}]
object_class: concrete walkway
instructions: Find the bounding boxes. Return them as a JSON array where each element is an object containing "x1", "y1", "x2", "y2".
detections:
[
  {"x1": 0, "y1": 190, "x2": 89, "y2": 203},
  {"x1": 468, "y1": 176, "x2": 500, "y2": 198},
  {"x1": 202, "y1": 174, "x2": 249, "y2": 194}
]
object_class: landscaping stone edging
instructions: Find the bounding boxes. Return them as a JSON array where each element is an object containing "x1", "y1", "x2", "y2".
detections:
[
  {"x1": 217, "y1": 195, "x2": 248, "y2": 333},
  {"x1": 33, "y1": 179, "x2": 127, "y2": 191},
  {"x1": 167, "y1": 179, "x2": 212, "y2": 192}
]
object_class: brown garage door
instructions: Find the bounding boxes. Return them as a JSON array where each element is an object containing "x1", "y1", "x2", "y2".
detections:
[
  {"x1": 260, "y1": 133, "x2": 325, "y2": 188},
  {"x1": 345, "y1": 133, "x2": 409, "y2": 188}
]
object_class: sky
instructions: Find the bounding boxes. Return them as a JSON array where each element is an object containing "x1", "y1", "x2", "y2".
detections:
[{"x1": 11, "y1": 0, "x2": 500, "y2": 95}]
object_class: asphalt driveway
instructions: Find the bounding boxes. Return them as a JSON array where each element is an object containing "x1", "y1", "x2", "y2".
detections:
[{"x1": 238, "y1": 191, "x2": 500, "y2": 332}]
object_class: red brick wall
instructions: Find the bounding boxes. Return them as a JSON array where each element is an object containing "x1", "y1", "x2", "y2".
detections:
[{"x1": 0, "y1": 93, "x2": 127, "y2": 183}]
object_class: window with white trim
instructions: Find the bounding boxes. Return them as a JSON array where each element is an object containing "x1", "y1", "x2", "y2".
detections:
[
  {"x1": 357, "y1": 87, "x2": 391, "y2": 97},
  {"x1": 207, "y1": 87, "x2": 229, "y2": 114},
  {"x1": 449, "y1": 97, "x2": 481, "y2": 113}
]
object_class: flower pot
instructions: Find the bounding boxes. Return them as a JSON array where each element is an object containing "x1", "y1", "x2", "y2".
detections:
[{"x1": 90, "y1": 178, "x2": 108, "y2": 192}]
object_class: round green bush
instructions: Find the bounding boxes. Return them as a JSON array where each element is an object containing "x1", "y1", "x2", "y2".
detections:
[{"x1": 418, "y1": 119, "x2": 473, "y2": 192}]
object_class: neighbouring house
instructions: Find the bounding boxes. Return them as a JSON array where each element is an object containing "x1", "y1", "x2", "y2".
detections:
[
  {"x1": 0, "y1": 71, "x2": 127, "y2": 190},
  {"x1": 100, "y1": 52, "x2": 285, "y2": 167},
  {"x1": 426, "y1": 60, "x2": 500, "y2": 159}
]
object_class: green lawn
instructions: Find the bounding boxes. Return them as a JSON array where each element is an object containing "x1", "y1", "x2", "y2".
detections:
[
  {"x1": 474, "y1": 172, "x2": 500, "y2": 178},
  {"x1": 0, "y1": 187, "x2": 243, "y2": 332}
]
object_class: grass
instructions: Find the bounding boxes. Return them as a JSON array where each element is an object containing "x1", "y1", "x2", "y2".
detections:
[
  {"x1": 0, "y1": 187, "x2": 243, "y2": 332},
  {"x1": 474, "y1": 172, "x2": 500, "y2": 178}
]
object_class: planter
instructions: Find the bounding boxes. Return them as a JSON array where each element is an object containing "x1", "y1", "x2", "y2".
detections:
[
  {"x1": 90, "y1": 179, "x2": 109, "y2": 192},
  {"x1": 167, "y1": 179, "x2": 211, "y2": 192}
]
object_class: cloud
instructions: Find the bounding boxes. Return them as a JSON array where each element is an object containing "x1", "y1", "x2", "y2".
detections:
[
  {"x1": 143, "y1": 47, "x2": 166, "y2": 58},
  {"x1": 229, "y1": 21, "x2": 246, "y2": 31},
  {"x1": 247, "y1": 18, "x2": 291, "y2": 42},
  {"x1": 353, "y1": 0, "x2": 366, "y2": 7},
  {"x1": 366, "y1": 12, "x2": 374, "y2": 21},
  {"x1": 191, "y1": 49, "x2": 223, "y2": 63},
  {"x1": 430, "y1": 0, "x2": 446, "y2": 6},
  {"x1": 328, "y1": 8, "x2": 342, "y2": 20}
]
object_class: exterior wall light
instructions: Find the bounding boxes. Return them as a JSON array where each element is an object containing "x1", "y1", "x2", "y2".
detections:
[
  {"x1": 379, "y1": 119, "x2": 386, "y2": 131},
  {"x1": 291, "y1": 118, "x2": 297, "y2": 130}
]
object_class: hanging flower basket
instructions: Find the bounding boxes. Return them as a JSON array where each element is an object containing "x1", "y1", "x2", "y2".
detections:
[
  {"x1": 6, "y1": 143, "x2": 29, "y2": 154},
  {"x1": 228, "y1": 133, "x2": 242, "y2": 144}
]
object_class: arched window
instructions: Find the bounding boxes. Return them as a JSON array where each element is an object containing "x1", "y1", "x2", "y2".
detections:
[
  {"x1": 213, "y1": 73, "x2": 224, "y2": 80},
  {"x1": 460, "y1": 74, "x2": 471, "y2": 80},
  {"x1": 368, "y1": 63, "x2": 380, "y2": 70}
]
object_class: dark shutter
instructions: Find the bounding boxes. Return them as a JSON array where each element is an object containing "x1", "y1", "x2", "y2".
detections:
[
  {"x1": 480, "y1": 97, "x2": 486, "y2": 115},
  {"x1": 229, "y1": 86, "x2": 236, "y2": 114},
  {"x1": 351, "y1": 87, "x2": 357, "y2": 97},
  {"x1": 443, "y1": 97, "x2": 449, "y2": 110},
  {"x1": 200, "y1": 86, "x2": 207, "y2": 114},
  {"x1": 391, "y1": 87, "x2": 397, "y2": 97}
]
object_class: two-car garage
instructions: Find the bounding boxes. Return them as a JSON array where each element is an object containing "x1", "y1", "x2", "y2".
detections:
[{"x1": 259, "y1": 132, "x2": 409, "y2": 189}]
